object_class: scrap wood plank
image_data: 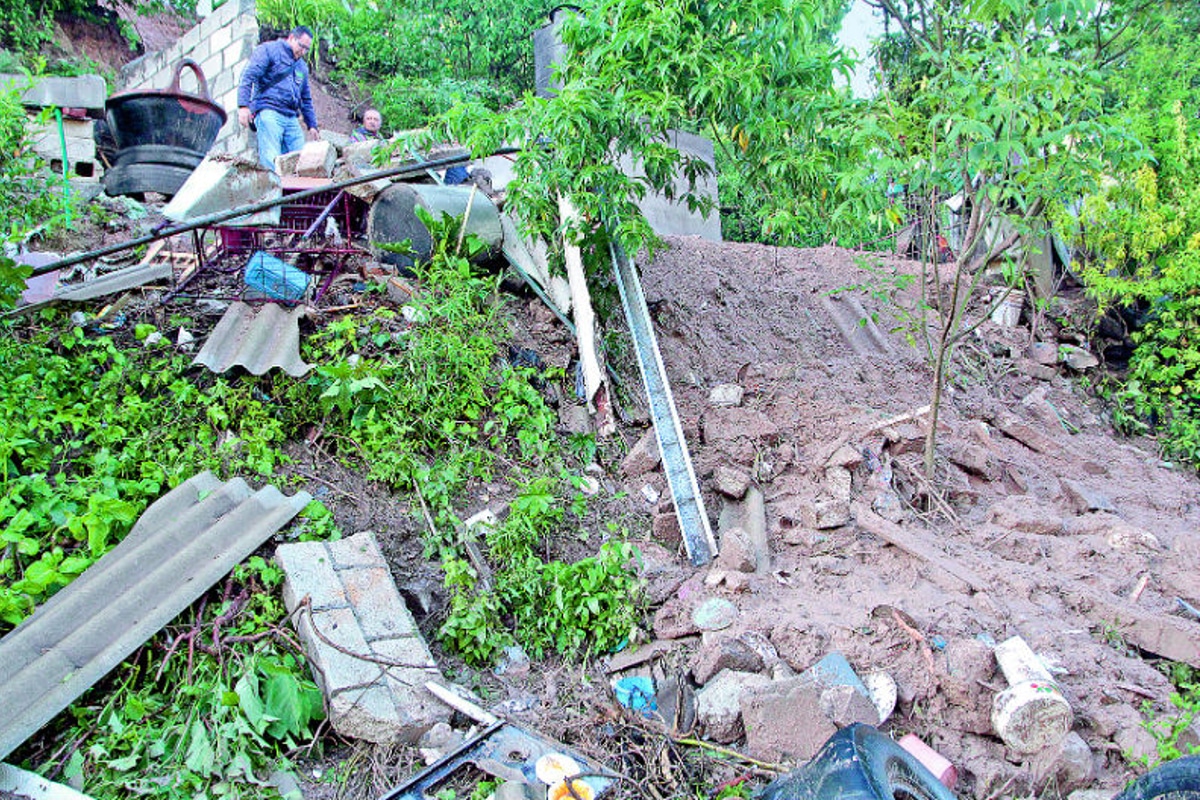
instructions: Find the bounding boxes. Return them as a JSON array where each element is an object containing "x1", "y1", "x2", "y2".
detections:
[
  {"x1": 0, "y1": 472, "x2": 312, "y2": 761},
  {"x1": 853, "y1": 504, "x2": 987, "y2": 592}
]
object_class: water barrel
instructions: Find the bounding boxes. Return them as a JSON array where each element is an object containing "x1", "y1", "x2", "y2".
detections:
[{"x1": 367, "y1": 183, "x2": 502, "y2": 268}]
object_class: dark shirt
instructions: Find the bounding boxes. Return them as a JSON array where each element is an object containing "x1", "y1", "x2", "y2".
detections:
[
  {"x1": 349, "y1": 125, "x2": 381, "y2": 143},
  {"x1": 237, "y1": 39, "x2": 318, "y2": 130}
]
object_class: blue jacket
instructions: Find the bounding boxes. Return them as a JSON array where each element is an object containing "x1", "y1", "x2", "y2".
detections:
[{"x1": 237, "y1": 39, "x2": 318, "y2": 130}]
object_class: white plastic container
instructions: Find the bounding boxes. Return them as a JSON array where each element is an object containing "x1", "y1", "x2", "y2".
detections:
[{"x1": 990, "y1": 636, "x2": 1073, "y2": 753}]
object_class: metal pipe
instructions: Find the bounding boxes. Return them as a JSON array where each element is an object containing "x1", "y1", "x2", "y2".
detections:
[{"x1": 30, "y1": 146, "x2": 519, "y2": 277}]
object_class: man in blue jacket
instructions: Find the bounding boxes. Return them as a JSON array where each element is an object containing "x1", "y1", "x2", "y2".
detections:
[{"x1": 237, "y1": 26, "x2": 321, "y2": 171}]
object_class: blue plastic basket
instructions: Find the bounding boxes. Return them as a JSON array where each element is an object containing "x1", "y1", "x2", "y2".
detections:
[{"x1": 244, "y1": 251, "x2": 310, "y2": 302}]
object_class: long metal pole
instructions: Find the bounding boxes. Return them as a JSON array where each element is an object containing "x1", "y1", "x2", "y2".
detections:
[{"x1": 30, "y1": 147, "x2": 519, "y2": 277}]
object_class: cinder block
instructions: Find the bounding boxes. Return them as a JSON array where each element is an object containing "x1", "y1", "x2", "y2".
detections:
[
  {"x1": 0, "y1": 74, "x2": 106, "y2": 111},
  {"x1": 180, "y1": 24, "x2": 202, "y2": 55},
  {"x1": 209, "y1": 23, "x2": 233, "y2": 53},
  {"x1": 276, "y1": 540, "x2": 349, "y2": 610},
  {"x1": 327, "y1": 530, "x2": 386, "y2": 569},
  {"x1": 300, "y1": 606, "x2": 385, "y2": 691},
  {"x1": 295, "y1": 139, "x2": 336, "y2": 178}
]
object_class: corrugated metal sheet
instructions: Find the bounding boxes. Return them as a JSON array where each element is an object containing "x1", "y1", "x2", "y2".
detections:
[
  {"x1": 54, "y1": 261, "x2": 173, "y2": 301},
  {"x1": 194, "y1": 301, "x2": 311, "y2": 377},
  {"x1": 0, "y1": 472, "x2": 312, "y2": 761}
]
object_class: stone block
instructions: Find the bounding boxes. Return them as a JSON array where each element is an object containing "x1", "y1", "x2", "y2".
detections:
[
  {"x1": 163, "y1": 154, "x2": 280, "y2": 225},
  {"x1": 691, "y1": 635, "x2": 765, "y2": 685},
  {"x1": 621, "y1": 428, "x2": 661, "y2": 477},
  {"x1": 321, "y1": 129, "x2": 349, "y2": 151},
  {"x1": 328, "y1": 683, "x2": 403, "y2": 744},
  {"x1": 275, "y1": 541, "x2": 348, "y2": 611},
  {"x1": 695, "y1": 669, "x2": 772, "y2": 743},
  {"x1": 713, "y1": 465, "x2": 750, "y2": 499},
  {"x1": 296, "y1": 139, "x2": 336, "y2": 178},
  {"x1": 200, "y1": 53, "x2": 224, "y2": 84},
  {"x1": 180, "y1": 23, "x2": 203, "y2": 54},
  {"x1": 299, "y1": 606, "x2": 384, "y2": 692},
  {"x1": 715, "y1": 526, "x2": 755, "y2": 573},
  {"x1": 0, "y1": 74, "x2": 106, "y2": 111},
  {"x1": 209, "y1": 69, "x2": 236, "y2": 102}
]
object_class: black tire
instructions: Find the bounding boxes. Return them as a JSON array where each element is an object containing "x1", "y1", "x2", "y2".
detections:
[
  {"x1": 1114, "y1": 756, "x2": 1200, "y2": 800},
  {"x1": 758, "y1": 724, "x2": 956, "y2": 800}
]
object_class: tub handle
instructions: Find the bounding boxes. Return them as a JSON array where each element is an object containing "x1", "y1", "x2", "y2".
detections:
[{"x1": 168, "y1": 59, "x2": 213, "y2": 101}]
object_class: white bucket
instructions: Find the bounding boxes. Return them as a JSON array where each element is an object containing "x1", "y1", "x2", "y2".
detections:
[{"x1": 990, "y1": 290, "x2": 1025, "y2": 327}]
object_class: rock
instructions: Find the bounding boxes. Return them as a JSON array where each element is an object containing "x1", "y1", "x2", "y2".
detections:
[
  {"x1": 652, "y1": 511, "x2": 682, "y2": 549},
  {"x1": 770, "y1": 624, "x2": 828, "y2": 673},
  {"x1": 295, "y1": 140, "x2": 337, "y2": 178},
  {"x1": 1068, "y1": 791, "x2": 1112, "y2": 800},
  {"x1": 143, "y1": 331, "x2": 164, "y2": 347},
  {"x1": 1114, "y1": 724, "x2": 1158, "y2": 766},
  {"x1": 1060, "y1": 479, "x2": 1116, "y2": 514},
  {"x1": 713, "y1": 465, "x2": 751, "y2": 499},
  {"x1": 1031, "y1": 731, "x2": 1095, "y2": 793},
  {"x1": 164, "y1": 155, "x2": 281, "y2": 225},
  {"x1": 803, "y1": 497, "x2": 851, "y2": 529},
  {"x1": 654, "y1": 598, "x2": 700, "y2": 639},
  {"x1": 825, "y1": 444, "x2": 863, "y2": 469},
  {"x1": 715, "y1": 526, "x2": 757, "y2": 573},
  {"x1": 275, "y1": 150, "x2": 302, "y2": 176},
  {"x1": 640, "y1": 483, "x2": 661, "y2": 505},
  {"x1": 1017, "y1": 358, "x2": 1058, "y2": 381},
  {"x1": 718, "y1": 488, "x2": 769, "y2": 572},
  {"x1": 557, "y1": 404, "x2": 592, "y2": 436},
  {"x1": 986, "y1": 495, "x2": 1064, "y2": 535},
  {"x1": 695, "y1": 669, "x2": 772, "y2": 743},
  {"x1": 341, "y1": 138, "x2": 383, "y2": 168},
  {"x1": 941, "y1": 638, "x2": 997, "y2": 734},
  {"x1": 709, "y1": 383, "x2": 744, "y2": 407},
  {"x1": 702, "y1": 408, "x2": 780, "y2": 450},
  {"x1": 740, "y1": 677, "x2": 837, "y2": 762},
  {"x1": 622, "y1": 428, "x2": 662, "y2": 477},
  {"x1": 1059, "y1": 344, "x2": 1099, "y2": 370},
  {"x1": 176, "y1": 327, "x2": 194, "y2": 346},
  {"x1": 1106, "y1": 521, "x2": 1161, "y2": 551},
  {"x1": 691, "y1": 634, "x2": 766, "y2": 685},
  {"x1": 948, "y1": 444, "x2": 995, "y2": 478},
  {"x1": 418, "y1": 721, "x2": 464, "y2": 763},
  {"x1": 692, "y1": 597, "x2": 738, "y2": 631},
  {"x1": 824, "y1": 465, "x2": 853, "y2": 501},
  {"x1": 1027, "y1": 341, "x2": 1059, "y2": 365}
]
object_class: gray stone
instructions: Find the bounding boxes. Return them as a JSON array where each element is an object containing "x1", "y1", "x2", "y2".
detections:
[
  {"x1": 164, "y1": 155, "x2": 281, "y2": 225},
  {"x1": 622, "y1": 428, "x2": 662, "y2": 477},
  {"x1": 741, "y1": 677, "x2": 836, "y2": 762},
  {"x1": 718, "y1": 488, "x2": 769, "y2": 572},
  {"x1": 693, "y1": 597, "x2": 738, "y2": 631},
  {"x1": 691, "y1": 635, "x2": 765, "y2": 685},
  {"x1": 296, "y1": 140, "x2": 336, "y2": 178},
  {"x1": 694, "y1": 669, "x2": 772, "y2": 743},
  {"x1": 709, "y1": 383, "x2": 744, "y2": 407},
  {"x1": 327, "y1": 529, "x2": 386, "y2": 568},
  {"x1": 342, "y1": 138, "x2": 384, "y2": 168},
  {"x1": 1026, "y1": 341, "x2": 1058, "y2": 365},
  {"x1": 1060, "y1": 479, "x2": 1116, "y2": 515},
  {"x1": 948, "y1": 444, "x2": 995, "y2": 478},
  {"x1": 275, "y1": 150, "x2": 302, "y2": 177},
  {"x1": 0, "y1": 74, "x2": 106, "y2": 110},
  {"x1": 1059, "y1": 344, "x2": 1099, "y2": 370},
  {"x1": 1017, "y1": 358, "x2": 1058, "y2": 381},
  {"x1": 713, "y1": 465, "x2": 750, "y2": 499}
]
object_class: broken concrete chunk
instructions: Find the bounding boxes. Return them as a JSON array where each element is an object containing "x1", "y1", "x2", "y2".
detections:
[
  {"x1": 740, "y1": 677, "x2": 838, "y2": 762},
  {"x1": 164, "y1": 155, "x2": 281, "y2": 226},
  {"x1": 713, "y1": 464, "x2": 751, "y2": 498},
  {"x1": 621, "y1": 428, "x2": 662, "y2": 477},
  {"x1": 341, "y1": 138, "x2": 383, "y2": 169},
  {"x1": 275, "y1": 150, "x2": 302, "y2": 177},
  {"x1": 1026, "y1": 341, "x2": 1059, "y2": 366},
  {"x1": 709, "y1": 383, "x2": 744, "y2": 407},
  {"x1": 295, "y1": 140, "x2": 337, "y2": 178},
  {"x1": 803, "y1": 497, "x2": 851, "y2": 529},
  {"x1": 714, "y1": 526, "x2": 756, "y2": 573},
  {"x1": 694, "y1": 669, "x2": 771, "y2": 743},
  {"x1": 1060, "y1": 479, "x2": 1116, "y2": 515},
  {"x1": 691, "y1": 635, "x2": 765, "y2": 685},
  {"x1": 1030, "y1": 731, "x2": 1095, "y2": 794},
  {"x1": 277, "y1": 531, "x2": 450, "y2": 744}
]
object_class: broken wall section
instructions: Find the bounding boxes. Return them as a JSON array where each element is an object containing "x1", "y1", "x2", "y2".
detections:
[{"x1": 117, "y1": 0, "x2": 258, "y2": 159}]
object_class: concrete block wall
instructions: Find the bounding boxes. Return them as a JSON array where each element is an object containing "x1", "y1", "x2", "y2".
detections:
[
  {"x1": 117, "y1": 0, "x2": 259, "y2": 159},
  {"x1": 29, "y1": 118, "x2": 99, "y2": 181}
]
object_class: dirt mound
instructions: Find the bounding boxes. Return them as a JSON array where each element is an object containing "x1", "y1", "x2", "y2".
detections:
[{"x1": 621, "y1": 235, "x2": 1200, "y2": 797}]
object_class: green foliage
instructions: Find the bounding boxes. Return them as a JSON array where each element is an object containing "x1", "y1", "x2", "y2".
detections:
[
  {"x1": 1139, "y1": 664, "x2": 1200, "y2": 767},
  {"x1": 1065, "y1": 7, "x2": 1200, "y2": 467},
  {"x1": 0, "y1": 0, "x2": 92, "y2": 53},
  {"x1": 256, "y1": 0, "x2": 351, "y2": 64}
]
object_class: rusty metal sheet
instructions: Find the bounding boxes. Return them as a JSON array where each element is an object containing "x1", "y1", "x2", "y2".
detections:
[
  {"x1": 194, "y1": 301, "x2": 311, "y2": 377},
  {"x1": 0, "y1": 472, "x2": 312, "y2": 761}
]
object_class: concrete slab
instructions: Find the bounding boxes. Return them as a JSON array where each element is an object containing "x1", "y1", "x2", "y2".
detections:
[
  {"x1": 0, "y1": 74, "x2": 106, "y2": 111},
  {"x1": 163, "y1": 154, "x2": 281, "y2": 225},
  {"x1": 277, "y1": 531, "x2": 450, "y2": 744}
]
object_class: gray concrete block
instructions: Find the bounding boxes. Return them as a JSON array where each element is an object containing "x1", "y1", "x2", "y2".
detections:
[
  {"x1": 341, "y1": 567, "x2": 418, "y2": 641},
  {"x1": 180, "y1": 24, "x2": 202, "y2": 55},
  {"x1": 328, "y1": 683, "x2": 402, "y2": 743},
  {"x1": 296, "y1": 140, "x2": 336, "y2": 178},
  {"x1": 200, "y1": 52, "x2": 224, "y2": 81},
  {"x1": 373, "y1": 636, "x2": 440, "y2": 674},
  {"x1": 0, "y1": 74, "x2": 106, "y2": 111},
  {"x1": 276, "y1": 540, "x2": 348, "y2": 610},
  {"x1": 327, "y1": 530, "x2": 385, "y2": 569},
  {"x1": 299, "y1": 606, "x2": 385, "y2": 692},
  {"x1": 209, "y1": 22, "x2": 233, "y2": 53}
]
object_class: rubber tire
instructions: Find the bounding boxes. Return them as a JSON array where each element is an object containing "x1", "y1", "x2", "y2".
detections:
[
  {"x1": 1113, "y1": 756, "x2": 1200, "y2": 800},
  {"x1": 758, "y1": 724, "x2": 955, "y2": 800}
]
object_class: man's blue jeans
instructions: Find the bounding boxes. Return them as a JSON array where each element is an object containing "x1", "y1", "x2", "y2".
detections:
[{"x1": 254, "y1": 108, "x2": 305, "y2": 172}]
